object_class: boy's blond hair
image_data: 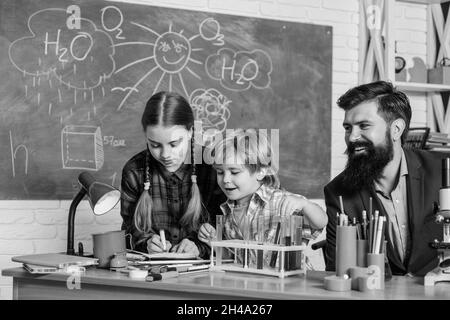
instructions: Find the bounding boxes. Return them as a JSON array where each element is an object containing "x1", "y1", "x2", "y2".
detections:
[{"x1": 209, "y1": 129, "x2": 279, "y2": 188}]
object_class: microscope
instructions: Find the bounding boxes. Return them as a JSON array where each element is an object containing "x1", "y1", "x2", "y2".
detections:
[{"x1": 424, "y1": 158, "x2": 450, "y2": 286}]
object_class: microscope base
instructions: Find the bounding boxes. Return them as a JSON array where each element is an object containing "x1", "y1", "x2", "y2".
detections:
[{"x1": 424, "y1": 267, "x2": 450, "y2": 286}]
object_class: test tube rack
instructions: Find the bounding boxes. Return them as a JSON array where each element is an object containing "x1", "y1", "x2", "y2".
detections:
[{"x1": 209, "y1": 239, "x2": 307, "y2": 278}]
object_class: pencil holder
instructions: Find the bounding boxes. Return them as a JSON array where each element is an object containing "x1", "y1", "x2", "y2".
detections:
[
  {"x1": 367, "y1": 253, "x2": 385, "y2": 290},
  {"x1": 356, "y1": 239, "x2": 368, "y2": 267},
  {"x1": 336, "y1": 225, "x2": 357, "y2": 277}
]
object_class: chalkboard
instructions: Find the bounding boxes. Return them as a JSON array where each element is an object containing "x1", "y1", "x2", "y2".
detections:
[{"x1": 0, "y1": 0, "x2": 332, "y2": 199}]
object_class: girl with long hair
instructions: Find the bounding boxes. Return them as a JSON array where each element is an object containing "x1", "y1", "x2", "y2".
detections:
[{"x1": 120, "y1": 91, "x2": 225, "y2": 258}]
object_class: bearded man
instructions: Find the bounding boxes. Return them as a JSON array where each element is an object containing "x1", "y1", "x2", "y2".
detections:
[{"x1": 324, "y1": 81, "x2": 446, "y2": 276}]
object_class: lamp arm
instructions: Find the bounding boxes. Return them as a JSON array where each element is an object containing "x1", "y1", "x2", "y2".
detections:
[{"x1": 67, "y1": 188, "x2": 87, "y2": 255}]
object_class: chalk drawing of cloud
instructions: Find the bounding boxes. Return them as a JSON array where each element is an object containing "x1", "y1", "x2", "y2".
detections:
[
  {"x1": 205, "y1": 48, "x2": 272, "y2": 92},
  {"x1": 8, "y1": 8, "x2": 115, "y2": 90}
]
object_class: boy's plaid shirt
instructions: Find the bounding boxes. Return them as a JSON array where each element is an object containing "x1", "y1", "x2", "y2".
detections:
[{"x1": 219, "y1": 184, "x2": 322, "y2": 265}]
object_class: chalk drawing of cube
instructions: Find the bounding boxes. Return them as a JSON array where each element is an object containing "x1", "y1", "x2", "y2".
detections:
[{"x1": 61, "y1": 125, "x2": 104, "y2": 171}]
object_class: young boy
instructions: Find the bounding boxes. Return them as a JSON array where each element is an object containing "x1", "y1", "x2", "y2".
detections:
[{"x1": 198, "y1": 129, "x2": 328, "y2": 267}]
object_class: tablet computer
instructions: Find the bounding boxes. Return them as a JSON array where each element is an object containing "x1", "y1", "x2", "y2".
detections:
[{"x1": 23, "y1": 263, "x2": 60, "y2": 274}]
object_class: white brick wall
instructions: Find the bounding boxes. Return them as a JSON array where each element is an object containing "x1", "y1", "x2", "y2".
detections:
[
  {"x1": 0, "y1": 202, "x2": 122, "y2": 300},
  {"x1": 0, "y1": 0, "x2": 430, "y2": 299}
]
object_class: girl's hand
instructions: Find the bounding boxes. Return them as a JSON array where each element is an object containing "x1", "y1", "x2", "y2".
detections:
[
  {"x1": 147, "y1": 234, "x2": 172, "y2": 253},
  {"x1": 198, "y1": 223, "x2": 216, "y2": 244},
  {"x1": 171, "y1": 238, "x2": 200, "y2": 256},
  {"x1": 280, "y1": 194, "x2": 308, "y2": 215}
]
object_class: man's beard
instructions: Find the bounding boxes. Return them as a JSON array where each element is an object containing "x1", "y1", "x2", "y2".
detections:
[{"x1": 341, "y1": 132, "x2": 394, "y2": 191}]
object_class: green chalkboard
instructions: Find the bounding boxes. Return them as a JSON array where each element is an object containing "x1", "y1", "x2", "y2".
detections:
[{"x1": 0, "y1": 0, "x2": 332, "y2": 199}]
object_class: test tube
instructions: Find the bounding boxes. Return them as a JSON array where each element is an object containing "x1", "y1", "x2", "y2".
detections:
[
  {"x1": 256, "y1": 215, "x2": 265, "y2": 269},
  {"x1": 269, "y1": 216, "x2": 281, "y2": 268},
  {"x1": 215, "y1": 215, "x2": 224, "y2": 266},
  {"x1": 242, "y1": 215, "x2": 250, "y2": 269},
  {"x1": 281, "y1": 214, "x2": 291, "y2": 271},
  {"x1": 291, "y1": 214, "x2": 303, "y2": 270}
]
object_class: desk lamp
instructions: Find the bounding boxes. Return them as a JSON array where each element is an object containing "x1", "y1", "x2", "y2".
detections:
[{"x1": 67, "y1": 172, "x2": 121, "y2": 255}]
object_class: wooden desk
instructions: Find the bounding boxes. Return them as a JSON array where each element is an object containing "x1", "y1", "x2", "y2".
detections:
[{"x1": 2, "y1": 267, "x2": 450, "y2": 300}]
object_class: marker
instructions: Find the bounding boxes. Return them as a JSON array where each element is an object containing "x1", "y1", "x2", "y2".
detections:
[
  {"x1": 160, "y1": 229, "x2": 167, "y2": 252},
  {"x1": 167, "y1": 264, "x2": 193, "y2": 272},
  {"x1": 339, "y1": 214, "x2": 344, "y2": 226},
  {"x1": 362, "y1": 210, "x2": 367, "y2": 240},
  {"x1": 149, "y1": 265, "x2": 169, "y2": 274},
  {"x1": 146, "y1": 271, "x2": 179, "y2": 281},
  {"x1": 186, "y1": 264, "x2": 210, "y2": 272}
]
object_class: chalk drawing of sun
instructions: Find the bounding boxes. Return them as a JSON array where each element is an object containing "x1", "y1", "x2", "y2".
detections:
[
  {"x1": 154, "y1": 30, "x2": 192, "y2": 74},
  {"x1": 112, "y1": 18, "x2": 224, "y2": 110}
]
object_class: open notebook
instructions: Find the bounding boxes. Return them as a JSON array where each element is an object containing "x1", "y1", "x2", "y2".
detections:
[{"x1": 12, "y1": 253, "x2": 98, "y2": 268}]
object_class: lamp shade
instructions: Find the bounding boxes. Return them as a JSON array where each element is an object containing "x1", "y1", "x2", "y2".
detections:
[
  {"x1": 67, "y1": 172, "x2": 121, "y2": 255},
  {"x1": 78, "y1": 172, "x2": 121, "y2": 215}
]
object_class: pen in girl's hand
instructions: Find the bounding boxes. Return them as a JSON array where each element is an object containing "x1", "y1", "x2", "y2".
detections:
[{"x1": 160, "y1": 229, "x2": 167, "y2": 252}]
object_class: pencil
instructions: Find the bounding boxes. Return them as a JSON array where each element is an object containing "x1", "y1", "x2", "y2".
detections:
[
  {"x1": 374, "y1": 217, "x2": 384, "y2": 254},
  {"x1": 380, "y1": 217, "x2": 387, "y2": 254},
  {"x1": 339, "y1": 196, "x2": 345, "y2": 215},
  {"x1": 356, "y1": 223, "x2": 361, "y2": 240},
  {"x1": 368, "y1": 218, "x2": 373, "y2": 253}
]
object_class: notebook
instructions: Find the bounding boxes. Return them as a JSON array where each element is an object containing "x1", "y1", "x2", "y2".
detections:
[
  {"x1": 146, "y1": 252, "x2": 197, "y2": 260},
  {"x1": 12, "y1": 253, "x2": 99, "y2": 268},
  {"x1": 126, "y1": 249, "x2": 197, "y2": 260}
]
